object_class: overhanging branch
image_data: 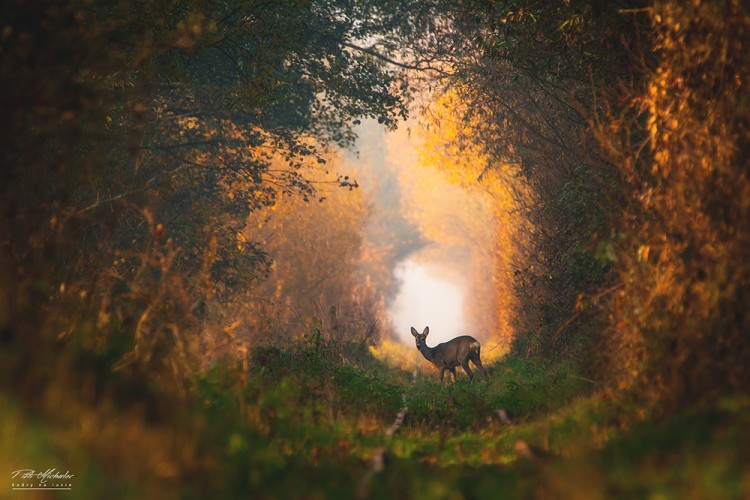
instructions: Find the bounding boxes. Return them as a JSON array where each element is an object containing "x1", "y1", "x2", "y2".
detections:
[{"x1": 343, "y1": 42, "x2": 452, "y2": 76}]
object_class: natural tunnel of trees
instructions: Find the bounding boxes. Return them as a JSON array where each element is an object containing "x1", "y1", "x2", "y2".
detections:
[{"x1": 2, "y1": 0, "x2": 749, "y2": 496}]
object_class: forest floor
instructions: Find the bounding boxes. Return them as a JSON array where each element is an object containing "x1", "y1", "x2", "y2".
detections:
[{"x1": 3, "y1": 342, "x2": 749, "y2": 499}]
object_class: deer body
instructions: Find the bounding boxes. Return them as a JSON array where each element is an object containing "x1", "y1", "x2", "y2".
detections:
[{"x1": 411, "y1": 326, "x2": 489, "y2": 383}]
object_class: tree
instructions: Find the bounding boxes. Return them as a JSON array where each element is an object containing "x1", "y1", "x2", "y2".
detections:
[
  {"x1": 0, "y1": 0, "x2": 411, "y2": 395},
  {"x1": 390, "y1": 1, "x2": 644, "y2": 364}
]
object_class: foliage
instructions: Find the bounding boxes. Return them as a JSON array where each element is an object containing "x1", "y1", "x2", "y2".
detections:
[
  {"x1": 401, "y1": 1, "x2": 645, "y2": 375},
  {"x1": 595, "y1": 1, "x2": 750, "y2": 404},
  {"x1": 1, "y1": 338, "x2": 406, "y2": 498},
  {"x1": 416, "y1": 88, "x2": 527, "y2": 353},
  {"x1": 369, "y1": 337, "x2": 422, "y2": 372},
  {"x1": 0, "y1": 0, "x2": 411, "y2": 403},
  {"x1": 404, "y1": 0, "x2": 750, "y2": 410},
  {"x1": 235, "y1": 151, "x2": 390, "y2": 350},
  {"x1": 374, "y1": 394, "x2": 750, "y2": 499}
]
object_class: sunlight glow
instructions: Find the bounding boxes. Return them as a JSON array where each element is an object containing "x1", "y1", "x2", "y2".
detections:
[{"x1": 388, "y1": 258, "x2": 466, "y2": 345}]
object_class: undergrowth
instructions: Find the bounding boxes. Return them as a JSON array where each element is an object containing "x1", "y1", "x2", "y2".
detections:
[
  {"x1": 405, "y1": 357, "x2": 585, "y2": 431},
  {"x1": 3, "y1": 338, "x2": 748, "y2": 498}
]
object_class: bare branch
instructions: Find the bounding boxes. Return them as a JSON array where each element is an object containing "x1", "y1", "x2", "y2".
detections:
[{"x1": 343, "y1": 42, "x2": 453, "y2": 76}]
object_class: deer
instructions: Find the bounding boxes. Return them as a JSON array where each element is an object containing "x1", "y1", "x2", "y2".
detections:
[{"x1": 410, "y1": 326, "x2": 489, "y2": 383}]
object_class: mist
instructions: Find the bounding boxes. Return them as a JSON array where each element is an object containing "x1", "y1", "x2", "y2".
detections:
[
  {"x1": 388, "y1": 258, "x2": 466, "y2": 344},
  {"x1": 347, "y1": 119, "x2": 495, "y2": 346}
]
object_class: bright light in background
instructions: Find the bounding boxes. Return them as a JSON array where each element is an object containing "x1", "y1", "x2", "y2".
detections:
[
  {"x1": 389, "y1": 258, "x2": 466, "y2": 345},
  {"x1": 347, "y1": 118, "x2": 495, "y2": 350}
]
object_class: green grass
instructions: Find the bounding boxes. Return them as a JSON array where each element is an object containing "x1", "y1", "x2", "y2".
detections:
[
  {"x1": 2, "y1": 341, "x2": 748, "y2": 498},
  {"x1": 405, "y1": 357, "x2": 586, "y2": 431}
]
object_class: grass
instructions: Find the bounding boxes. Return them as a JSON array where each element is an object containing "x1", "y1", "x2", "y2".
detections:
[
  {"x1": 2, "y1": 339, "x2": 748, "y2": 498},
  {"x1": 404, "y1": 357, "x2": 586, "y2": 431}
]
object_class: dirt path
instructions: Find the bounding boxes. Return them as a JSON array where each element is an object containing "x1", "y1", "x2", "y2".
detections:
[{"x1": 357, "y1": 368, "x2": 417, "y2": 498}]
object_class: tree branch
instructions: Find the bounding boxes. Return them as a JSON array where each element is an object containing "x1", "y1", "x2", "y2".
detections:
[{"x1": 343, "y1": 42, "x2": 452, "y2": 76}]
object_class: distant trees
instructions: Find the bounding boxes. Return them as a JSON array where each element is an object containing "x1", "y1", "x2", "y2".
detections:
[
  {"x1": 236, "y1": 150, "x2": 390, "y2": 351},
  {"x1": 403, "y1": 1, "x2": 643, "y2": 366},
  {"x1": 414, "y1": 90, "x2": 520, "y2": 355}
]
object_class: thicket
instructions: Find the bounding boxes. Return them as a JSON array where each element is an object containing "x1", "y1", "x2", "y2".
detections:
[
  {"x1": 2, "y1": 335, "x2": 406, "y2": 497},
  {"x1": 413, "y1": 0, "x2": 750, "y2": 408},
  {"x1": 0, "y1": 0, "x2": 411, "y2": 403},
  {"x1": 409, "y1": 0, "x2": 648, "y2": 371},
  {"x1": 0, "y1": 3, "x2": 416, "y2": 492},
  {"x1": 601, "y1": 1, "x2": 750, "y2": 404}
]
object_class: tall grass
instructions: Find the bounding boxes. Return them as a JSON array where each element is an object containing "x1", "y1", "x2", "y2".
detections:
[{"x1": 405, "y1": 357, "x2": 587, "y2": 431}]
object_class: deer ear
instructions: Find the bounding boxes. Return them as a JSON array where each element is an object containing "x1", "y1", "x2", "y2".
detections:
[
  {"x1": 410, "y1": 327, "x2": 419, "y2": 337},
  {"x1": 423, "y1": 326, "x2": 429, "y2": 335}
]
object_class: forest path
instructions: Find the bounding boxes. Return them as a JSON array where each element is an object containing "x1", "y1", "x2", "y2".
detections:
[{"x1": 357, "y1": 367, "x2": 417, "y2": 498}]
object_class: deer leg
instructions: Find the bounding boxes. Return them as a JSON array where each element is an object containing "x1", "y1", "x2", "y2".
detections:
[
  {"x1": 459, "y1": 357, "x2": 475, "y2": 383},
  {"x1": 439, "y1": 367, "x2": 446, "y2": 384},
  {"x1": 471, "y1": 353, "x2": 489, "y2": 381},
  {"x1": 449, "y1": 367, "x2": 457, "y2": 384}
]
